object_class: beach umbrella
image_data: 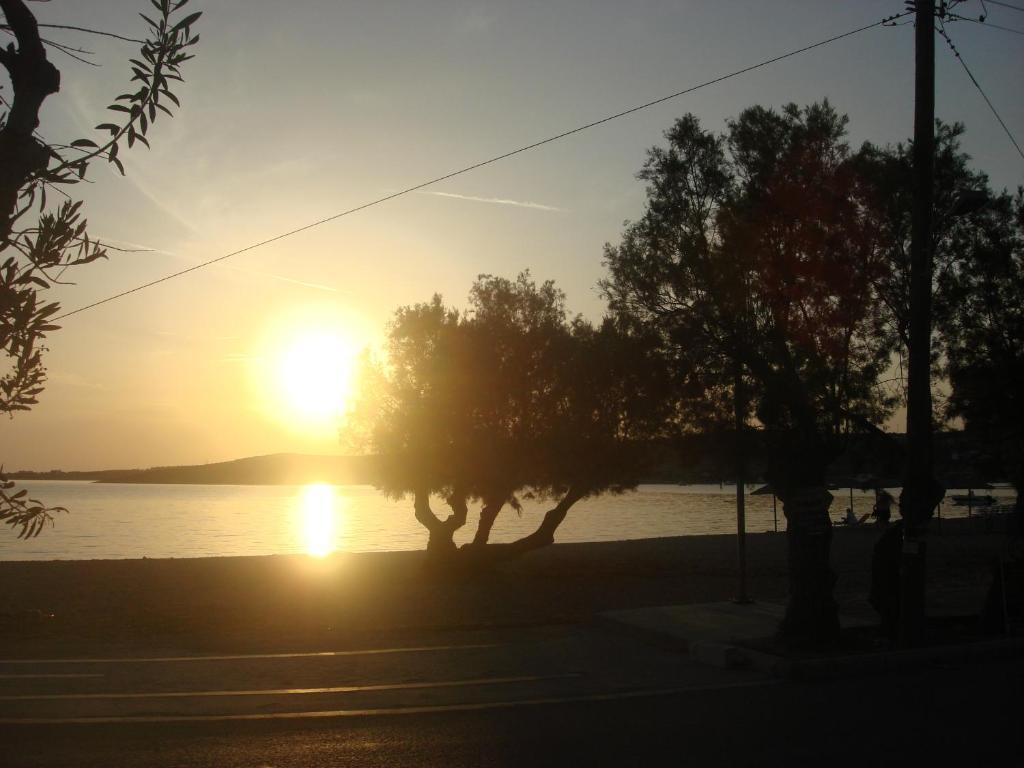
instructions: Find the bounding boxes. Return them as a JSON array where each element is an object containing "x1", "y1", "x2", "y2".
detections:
[{"x1": 830, "y1": 477, "x2": 870, "y2": 524}]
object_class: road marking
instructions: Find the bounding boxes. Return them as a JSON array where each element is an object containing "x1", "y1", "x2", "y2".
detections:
[
  {"x1": 0, "y1": 674, "x2": 103, "y2": 680},
  {"x1": 0, "y1": 673, "x2": 580, "y2": 701},
  {"x1": 0, "y1": 680, "x2": 780, "y2": 725},
  {"x1": 0, "y1": 643, "x2": 497, "y2": 665}
]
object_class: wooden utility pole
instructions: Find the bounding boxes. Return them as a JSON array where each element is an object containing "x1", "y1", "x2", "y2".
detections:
[{"x1": 900, "y1": 0, "x2": 941, "y2": 647}]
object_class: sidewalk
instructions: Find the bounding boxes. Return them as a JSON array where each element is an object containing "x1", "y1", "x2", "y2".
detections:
[{"x1": 600, "y1": 592, "x2": 1024, "y2": 679}]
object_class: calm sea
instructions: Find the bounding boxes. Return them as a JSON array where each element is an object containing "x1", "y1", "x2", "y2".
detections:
[{"x1": 0, "y1": 481, "x2": 1012, "y2": 561}]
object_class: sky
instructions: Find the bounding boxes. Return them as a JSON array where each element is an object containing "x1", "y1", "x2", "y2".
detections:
[{"x1": 3, "y1": 0, "x2": 1023, "y2": 470}]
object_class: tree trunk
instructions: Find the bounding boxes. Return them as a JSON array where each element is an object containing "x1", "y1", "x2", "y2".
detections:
[
  {"x1": 413, "y1": 489, "x2": 467, "y2": 560},
  {"x1": 778, "y1": 484, "x2": 839, "y2": 645},
  {"x1": 471, "y1": 497, "x2": 505, "y2": 546},
  {"x1": 768, "y1": 427, "x2": 840, "y2": 646},
  {"x1": 481, "y1": 486, "x2": 586, "y2": 561},
  {"x1": 416, "y1": 486, "x2": 586, "y2": 571},
  {"x1": 0, "y1": 0, "x2": 61, "y2": 240}
]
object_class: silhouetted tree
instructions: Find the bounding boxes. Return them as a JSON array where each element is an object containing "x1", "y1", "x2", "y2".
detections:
[
  {"x1": 938, "y1": 189, "x2": 1024, "y2": 504},
  {"x1": 856, "y1": 122, "x2": 997, "y2": 406},
  {"x1": 857, "y1": 124, "x2": 1019, "y2": 484},
  {"x1": 838, "y1": 123, "x2": 1015, "y2": 640},
  {"x1": 602, "y1": 103, "x2": 896, "y2": 643},
  {"x1": 344, "y1": 272, "x2": 675, "y2": 565},
  {"x1": 0, "y1": 0, "x2": 200, "y2": 537}
]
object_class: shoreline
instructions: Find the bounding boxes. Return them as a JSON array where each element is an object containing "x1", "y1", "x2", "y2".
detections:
[
  {"x1": 2, "y1": 482, "x2": 1013, "y2": 564},
  {"x1": 0, "y1": 520, "x2": 1010, "y2": 659}
]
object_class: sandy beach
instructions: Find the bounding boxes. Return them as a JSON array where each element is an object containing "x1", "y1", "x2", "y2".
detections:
[{"x1": 0, "y1": 518, "x2": 1010, "y2": 659}]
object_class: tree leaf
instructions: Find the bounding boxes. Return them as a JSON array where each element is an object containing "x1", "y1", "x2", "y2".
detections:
[{"x1": 172, "y1": 11, "x2": 202, "y2": 32}]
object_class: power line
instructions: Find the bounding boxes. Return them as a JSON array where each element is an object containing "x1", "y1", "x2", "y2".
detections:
[
  {"x1": 949, "y1": 12, "x2": 1024, "y2": 33},
  {"x1": 982, "y1": 19, "x2": 1024, "y2": 32},
  {"x1": 938, "y1": 24, "x2": 1024, "y2": 160},
  {"x1": 985, "y1": 0, "x2": 1024, "y2": 14},
  {"x1": 55, "y1": 10, "x2": 910, "y2": 322}
]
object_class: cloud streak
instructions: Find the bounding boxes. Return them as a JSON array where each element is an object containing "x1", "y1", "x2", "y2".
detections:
[
  {"x1": 224, "y1": 265, "x2": 340, "y2": 293},
  {"x1": 93, "y1": 236, "x2": 174, "y2": 256},
  {"x1": 418, "y1": 190, "x2": 564, "y2": 212}
]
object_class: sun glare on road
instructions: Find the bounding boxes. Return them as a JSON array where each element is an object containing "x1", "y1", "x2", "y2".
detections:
[{"x1": 300, "y1": 483, "x2": 340, "y2": 557}]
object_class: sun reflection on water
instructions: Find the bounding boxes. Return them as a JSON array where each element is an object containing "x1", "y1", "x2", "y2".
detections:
[{"x1": 299, "y1": 483, "x2": 340, "y2": 557}]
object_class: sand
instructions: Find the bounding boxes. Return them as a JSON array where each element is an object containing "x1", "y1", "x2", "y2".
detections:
[{"x1": 0, "y1": 518, "x2": 1011, "y2": 658}]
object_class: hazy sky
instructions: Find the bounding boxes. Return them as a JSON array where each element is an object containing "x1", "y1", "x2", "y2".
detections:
[{"x1": 4, "y1": 0, "x2": 1023, "y2": 470}]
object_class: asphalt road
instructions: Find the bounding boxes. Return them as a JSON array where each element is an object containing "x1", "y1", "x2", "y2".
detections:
[{"x1": 1, "y1": 624, "x2": 1021, "y2": 767}]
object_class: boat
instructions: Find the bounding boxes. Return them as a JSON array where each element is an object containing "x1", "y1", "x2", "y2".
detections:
[{"x1": 950, "y1": 494, "x2": 996, "y2": 506}]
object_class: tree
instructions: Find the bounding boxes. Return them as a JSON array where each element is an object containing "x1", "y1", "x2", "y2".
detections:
[
  {"x1": 343, "y1": 272, "x2": 675, "y2": 566},
  {"x1": 855, "y1": 122, "x2": 997, "y2": 403},
  {"x1": 938, "y1": 188, "x2": 1024, "y2": 505},
  {"x1": 602, "y1": 103, "x2": 896, "y2": 643},
  {"x1": 1, "y1": 0, "x2": 200, "y2": 537},
  {"x1": 837, "y1": 122, "x2": 1011, "y2": 643}
]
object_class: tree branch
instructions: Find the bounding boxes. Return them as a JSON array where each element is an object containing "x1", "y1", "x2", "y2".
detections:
[
  {"x1": 0, "y1": 0, "x2": 45, "y2": 58},
  {"x1": 471, "y1": 496, "x2": 505, "y2": 546},
  {"x1": 490, "y1": 485, "x2": 587, "y2": 558},
  {"x1": 0, "y1": 0, "x2": 60, "y2": 241},
  {"x1": 443, "y1": 489, "x2": 468, "y2": 533},
  {"x1": 413, "y1": 488, "x2": 444, "y2": 534},
  {"x1": 0, "y1": 22, "x2": 144, "y2": 45}
]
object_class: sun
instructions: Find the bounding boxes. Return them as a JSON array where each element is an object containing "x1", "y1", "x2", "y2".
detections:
[{"x1": 276, "y1": 330, "x2": 356, "y2": 422}]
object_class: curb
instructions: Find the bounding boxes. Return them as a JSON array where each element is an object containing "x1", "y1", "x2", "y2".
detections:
[
  {"x1": 705, "y1": 636, "x2": 1024, "y2": 680},
  {"x1": 591, "y1": 613, "x2": 692, "y2": 654}
]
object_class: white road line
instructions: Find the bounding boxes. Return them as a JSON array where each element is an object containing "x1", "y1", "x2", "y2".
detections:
[
  {"x1": 0, "y1": 673, "x2": 580, "y2": 701},
  {"x1": 0, "y1": 643, "x2": 497, "y2": 665},
  {"x1": 0, "y1": 680, "x2": 781, "y2": 725},
  {"x1": 0, "y1": 674, "x2": 104, "y2": 680}
]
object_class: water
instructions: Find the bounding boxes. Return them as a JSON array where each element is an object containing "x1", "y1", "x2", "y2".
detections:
[{"x1": 0, "y1": 481, "x2": 1014, "y2": 561}]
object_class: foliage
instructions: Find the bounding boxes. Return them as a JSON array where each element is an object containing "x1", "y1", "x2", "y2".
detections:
[
  {"x1": 855, "y1": 123, "x2": 1024, "y2": 495},
  {"x1": 938, "y1": 189, "x2": 1024, "y2": 493},
  {"x1": 343, "y1": 272, "x2": 675, "y2": 555},
  {"x1": 0, "y1": 0, "x2": 200, "y2": 537},
  {"x1": 0, "y1": 470, "x2": 64, "y2": 539},
  {"x1": 602, "y1": 102, "x2": 896, "y2": 484},
  {"x1": 601, "y1": 101, "x2": 906, "y2": 642},
  {"x1": 855, "y1": 122, "x2": 997, "y2": 411}
]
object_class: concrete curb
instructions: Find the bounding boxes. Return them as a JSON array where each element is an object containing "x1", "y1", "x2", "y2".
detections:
[
  {"x1": 596, "y1": 601, "x2": 1023, "y2": 681},
  {"x1": 708, "y1": 635, "x2": 1024, "y2": 680}
]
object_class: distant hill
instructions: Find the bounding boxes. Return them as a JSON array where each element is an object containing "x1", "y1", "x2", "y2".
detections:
[
  {"x1": 8, "y1": 431, "x2": 1006, "y2": 488},
  {"x1": 10, "y1": 453, "x2": 381, "y2": 486}
]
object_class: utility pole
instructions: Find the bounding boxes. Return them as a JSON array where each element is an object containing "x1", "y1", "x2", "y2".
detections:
[{"x1": 900, "y1": 0, "x2": 942, "y2": 647}]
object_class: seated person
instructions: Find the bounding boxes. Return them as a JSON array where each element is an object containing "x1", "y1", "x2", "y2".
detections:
[
  {"x1": 872, "y1": 489, "x2": 895, "y2": 526},
  {"x1": 842, "y1": 507, "x2": 870, "y2": 526}
]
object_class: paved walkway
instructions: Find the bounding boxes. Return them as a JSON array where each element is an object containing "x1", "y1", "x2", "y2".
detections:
[
  {"x1": 0, "y1": 624, "x2": 773, "y2": 725},
  {"x1": 4, "y1": 589, "x2": 1009, "y2": 726},
  {"x1": 601, "y1": 599, "x2": 875, "y2": 649}
]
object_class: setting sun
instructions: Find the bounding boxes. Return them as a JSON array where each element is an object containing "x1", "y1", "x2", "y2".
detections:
[
  {"x1": 247, "y1": 305, "x2": 373, "y2": 442},
  {"x1": 276, "y1": 330, "x2": 357, "y2": 422}
]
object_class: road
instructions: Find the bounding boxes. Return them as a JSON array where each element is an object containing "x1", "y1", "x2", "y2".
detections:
[{"x1": 1, "y1": 623, "x2": 1020, "y2": 766}]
